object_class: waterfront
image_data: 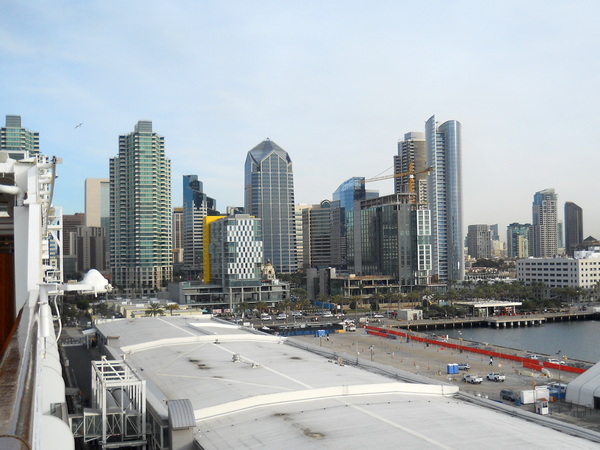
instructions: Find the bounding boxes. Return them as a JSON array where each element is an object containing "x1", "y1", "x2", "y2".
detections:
[{"x1": 443, "y1": 320, "x2": 600, "y2": 363}]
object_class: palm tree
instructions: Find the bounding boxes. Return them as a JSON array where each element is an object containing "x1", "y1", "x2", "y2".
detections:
[
  {"x1": 237, "y1": 301, "x2": 251, "y2": 319},
  {"x1": 145, "y1": 302, "x2": 164, "y2": 317},
  {"x1": 255, "y1": 301, "x2": 268, "y2": 314},
  {"x1": 165, "y1": 304, "x2": 180, "y2": 316}
]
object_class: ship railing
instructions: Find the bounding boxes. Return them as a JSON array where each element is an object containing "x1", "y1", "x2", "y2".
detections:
[{"x1": 0, "y1": 291, "x2": 40, "y2": 450}]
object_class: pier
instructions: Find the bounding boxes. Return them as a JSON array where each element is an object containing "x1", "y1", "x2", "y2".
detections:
[{"x1": 395, "y1": 311, "x2": 597, "y2": 332}]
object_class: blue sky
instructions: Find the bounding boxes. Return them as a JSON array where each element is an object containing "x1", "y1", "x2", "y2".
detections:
[{"x1": 3, "y1": 1, "x2": 600, "y2": 240}]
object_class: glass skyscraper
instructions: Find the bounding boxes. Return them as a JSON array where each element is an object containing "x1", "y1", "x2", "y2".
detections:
[
  {"x1": 333, "y1": 177, "x2": 378, "y2": 270},
  {"x1": 109, "y1": 121, "x2": 172, "y2": 292},
  {"x1": 183, "y1": 175, "x2": 217, "y2": 275},
  {"x1": 564, "y1": 201, "x2": 583, "y2": 256},
  {"x1": 507, "y1": 223, "x2": 531, "y2": 259},
  {"x1": 353, "y1": 194, "x2": 431, "y2": 285},
  {"x1": 426, "y1": 115, "x2": 464, "y2": 282},
  {"x1": 244, "y1": 139, "x2": 297, "y2": 273}
]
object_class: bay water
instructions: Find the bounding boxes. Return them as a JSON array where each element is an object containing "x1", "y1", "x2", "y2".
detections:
[{"x1": 443, "y1": 320, "x2": 599, "y2": 364}]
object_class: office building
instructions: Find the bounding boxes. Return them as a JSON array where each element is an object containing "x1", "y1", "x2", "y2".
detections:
[
  {"x1": 301, "y1": 200, "x2": 342, "y2": 269},
  {"x1": 532, "y1": 188, "x2": 558, "y2": 258},
  {"x1": 333, "y1": 177, "x2": 378, "y2": 270},
  {"x1": 172, "y1": 207, "x2": 184, "y2": 265},
  {"x1": 353, "y1": 194, "x2": 432, "y2": 286},
  {"x1": 517, "y1": 249, "x2": 600, "y2": 290},
  {"x1": 244, "y1": 139, "x2": 297, "y2": 273},
  {"x1": 295, "y1": 203, "x2": 309, "y2": 269},
  {"x1": 109, "y1": 121, "x2": 172, "y2": 292},
  {"x1": 63, "y1": 213, "x2": 85, "y2": 257},
  {"x1": 467, "y1": 225, "x2": 492, "y2": 260},
  {"x1": 507, "y1": 223, "x2": 531, "y2": 259},
  {"x1": 75, "y1": 226, "x2": 106, "y2": 273},
  {"x1": 84, "y1": 179, "x2": 110, "y2": 228},
  {"x1": 183, "y1": 175, "x2": 218, "y2": 275},
  {"x1": 85, "y1": 178, "x2": 110, "y2": 269},
  {"x1": 394, "y1": 131, "x2": 428, "y2": 205},
  {"x1": 489, "y1": 224, "x2": 500, "y2": 241},
  {"x1": 0, "y1": 115, "x2": 39, "y2": 159},
  {"x1": 208, "y1": 214, "x2": 263, "y2": 287},
  {"x1": 425, "y1": 116, "x2": 464, "y2": 281},
  {"x1": 565, "y1": 202, "x2": 583, "y2": 256}
]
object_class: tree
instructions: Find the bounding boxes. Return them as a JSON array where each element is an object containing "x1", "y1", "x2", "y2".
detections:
[
  {"x1": 145, "y1": 302, "x2": 164, "y2": 317},
  {"x1": 255, "y1": 301, "x2": 268, "y2": 314},
  {"x1": 76, "y1": 299, "x2": 90, "y2": 313},
  {"x1": 165, "y1": 304, "x2": 180, "y2": 316},
  {"x1": 237, "y1": 301, "x2": 251, "y2": 319}
]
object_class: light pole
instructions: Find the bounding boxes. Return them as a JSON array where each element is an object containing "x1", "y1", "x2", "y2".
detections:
[{"x1": 370, "y1": 345, "x2": 374, "y2": 362}]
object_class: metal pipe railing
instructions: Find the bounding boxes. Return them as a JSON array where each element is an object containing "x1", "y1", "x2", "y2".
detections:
[{"x1": 0, "y1": 295, "x2": 39, "y2": 450}]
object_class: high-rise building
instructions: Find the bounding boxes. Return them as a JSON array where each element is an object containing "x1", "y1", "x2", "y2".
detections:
[
  {"x1": 564, "y1": 202, "x2": 583, "y2": 256},
  {"x1": 301, "y1": 200, "x2": 342, "y2": 269},
  {"x1": 467, "y1": 224, "x2": 492, "y2": 260},
  {"x1": 507, "y1": 223, "x2": 531, "y2": 259},
  {"x1": 353, "y1": 194, "x2": 432, "y2": 285},
  {"x1": 183, "y1": 175, "x2": 217, "y2": 275},
  {"x1": 76, "y1": 226, "x2": 106, "y2": 273},
  {"x1": 62, "y1": 213, "x2": 85, "y2": 278},
  {"x1": 531, "y1": 188, "x2": 558, "y2": 258},
  {"x1": 244, "y1": 139, "x2": 297, "y2": 273},
  {"x1": 489, "y1": 224, "x2": 500, "y2": 241},
  {"x1": 0, "y1": 115, "x2": 39, "y2": 159},
  {"x1": 63, "y1": 213, "x2": 86, "y2": 257},
  {"x1": 109, "y1": 121, "x2": 172, "y2": 292},
  {"x1": 394, "y1": 131, "x2": 428, "y2": 205},
  {"x1": 333, "y1": 177, "x2": 378, "y2": 270},
  {"x1": 85, "y1": 179, "x2": 110, "y2": 227},
  {"x1": 294, "y1": 203, "x2": 309, "y2": 269},
  {"x1": 425, "y1": 116, "x2": 464, "y2": 282},
  {"x1": 172, "y1": 207, "x2": 184, "y2": 265},
  {"x1": 207, "y1": 214, "x2": 263, "y2": 288}
]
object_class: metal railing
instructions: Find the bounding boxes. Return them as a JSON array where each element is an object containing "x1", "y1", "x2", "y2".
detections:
[{"x1": 0, "y1": 295, "x2": 39, "y2": 450}]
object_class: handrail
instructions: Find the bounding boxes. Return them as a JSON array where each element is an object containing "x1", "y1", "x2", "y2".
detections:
[{"x1": 0, "y1": 294, "x2": 39, "y2": 450}]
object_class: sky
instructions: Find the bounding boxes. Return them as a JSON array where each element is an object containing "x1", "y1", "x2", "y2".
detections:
[{"x1": 2, "y1": 1, "x2": 600, "y2": 241}]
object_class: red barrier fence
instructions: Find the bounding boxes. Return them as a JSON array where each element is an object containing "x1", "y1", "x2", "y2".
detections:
[{"x1": 365, "y1": 325, "x2": 586, "y2": 374}]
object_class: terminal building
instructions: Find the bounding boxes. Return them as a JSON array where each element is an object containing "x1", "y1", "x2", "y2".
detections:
[
  {"x1": 517, "y1": 249, "x2": 600, "y2": 290},
  {"x1": 89, "y1": 316, "x2": 599, "y2": 449}
]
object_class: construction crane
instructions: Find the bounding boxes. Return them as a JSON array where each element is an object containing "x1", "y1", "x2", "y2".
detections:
[{"x1": 360, "y1": 162, "x2": 433, "y2": 203}]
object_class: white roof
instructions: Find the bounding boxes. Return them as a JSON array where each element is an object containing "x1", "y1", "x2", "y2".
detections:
[
  {"x1": 95, "y1": 316, "x2": 599, "y2": 449},
  {"x1": 567, "y1": 360, "x2": 600, "y2": 407}
]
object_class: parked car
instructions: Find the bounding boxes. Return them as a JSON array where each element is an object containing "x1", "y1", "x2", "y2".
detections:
[
  {"x1": 500, "y1": 389, "x2": 516, "y2": 401},
  {"x1": 486, "y1": 372, "x2": 506, "y2": 382},
  {"x1": 546, "y1": 358, "x2": 565, "y2": 365},
  {"x1": 524, "y1": 354, "x2": 541, "y2": 360},
  {"x1": 457, "y1": 363, "x2": 471, "y2": 371},
  {"x1": 276, "y1": 313, "x2": 287, "y2": 320},
  {"x1": 463, "y1": 374, "x2": 483, "y2": 384},
  {"x1": 260, "y1": 314, "x2": 272, "y2": 321}
]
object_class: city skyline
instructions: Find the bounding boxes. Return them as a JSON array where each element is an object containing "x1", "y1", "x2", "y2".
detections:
[{"x1": 3, "y1": 3, "x2": 600, "y2": 239}]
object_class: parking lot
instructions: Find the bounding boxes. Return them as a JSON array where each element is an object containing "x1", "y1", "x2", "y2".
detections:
[{"x1": 292, "y1": 327, "x2": 578, "y2": 403}]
